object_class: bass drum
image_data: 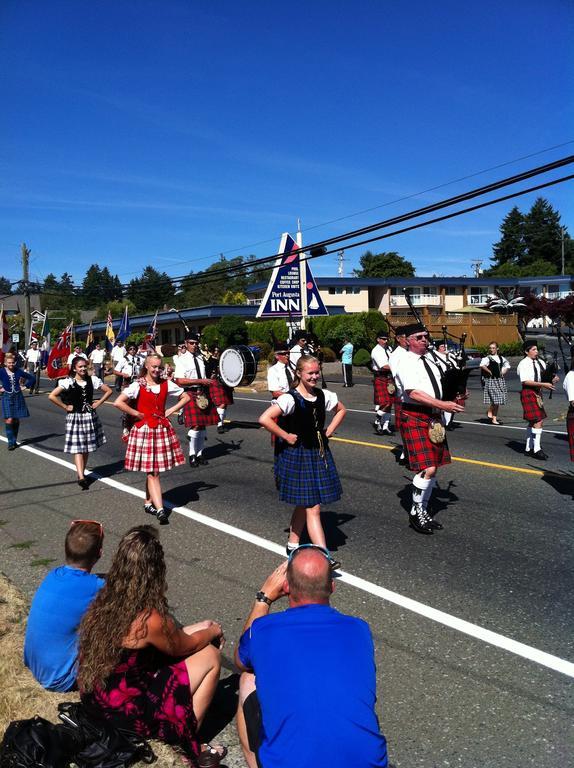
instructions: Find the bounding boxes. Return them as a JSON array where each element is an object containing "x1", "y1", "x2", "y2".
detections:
[{"x1": 219, "y1": 345, "x2": 258, "y2": 387}]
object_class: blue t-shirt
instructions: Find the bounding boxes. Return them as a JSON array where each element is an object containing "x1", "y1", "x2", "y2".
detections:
[
  {"x1": 24, "y1": 565, "x2": 104, "y2": 692},
  {"x1": 341, "y1": 343, "x2": 354, "y2": 365},
  {"x1": 238, "y1": 604, "x2": 388, "y2": 768}
]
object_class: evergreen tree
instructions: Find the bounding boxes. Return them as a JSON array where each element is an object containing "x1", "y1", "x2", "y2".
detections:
[
  {"x1": 491, "y1": 206, "x2": 525, "y2": 268},
  {"x1": 82, "y1": 264, "x2": 103, "y2": 308},
  {"x1": 523, "y1": 197, "x2": 563, "y2": 268},
  {"x1": 0, "y1": 275, "x2": 12, "y2": 295},
  {"x1": 353, "y1": 251, "x2": 415, "y2": 278},
  {"x1": 127, "y1": 265, "x2": 174, "y2": 311}
]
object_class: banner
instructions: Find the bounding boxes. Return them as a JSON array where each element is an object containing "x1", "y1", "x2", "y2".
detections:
[
  {"x1": 139, "y1": 310, "x2": 158, "y2": 353},
  {"x1": 105, "y1": 310, "x2": 116, "y2": 352},
  {"x1": 85, "y1": 321, "x2": 95, "y2": 355},
  {"x1": 41, "y1": 312, "x2": 51, "y2": 367},
  {"x1": 47, "y1": 323, "x2": 72, "y2": 379},
  {"x1": 116, "y1": 306, "x2": 131, "y2": 342},
  {"x1": 0, "y1": 305, "x2": 10, "y2": 352}
]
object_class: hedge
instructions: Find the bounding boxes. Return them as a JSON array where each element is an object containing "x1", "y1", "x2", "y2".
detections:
[{"x1": 353, "y1": 348, "x2": 371, "y2": 366}]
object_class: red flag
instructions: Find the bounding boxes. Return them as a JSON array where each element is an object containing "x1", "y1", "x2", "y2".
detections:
[
  {"x1": 47, "y1": 323, "x2": 73, "y2": 379},
  {"x1": 0, "y1": 305, "x2": 9, "y2": 353}
]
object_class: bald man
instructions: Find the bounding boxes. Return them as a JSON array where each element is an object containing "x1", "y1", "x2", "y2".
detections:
[{"x1": 235, "y1": 547, "x2": 388, "y2": 768}]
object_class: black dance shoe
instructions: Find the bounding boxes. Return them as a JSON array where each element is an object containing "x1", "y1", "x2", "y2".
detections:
[
  {"x1": 532, "y1": 450, "x2": 548, "y2": 460},
  {"x1": 144, "y1": 503, "x2": 158, "y2": 516},
  {"x1": 409, "y1": 504, "x2": 434, "y2": 535},
  {"x1": 189, "y1": 456, "x2": 198, "y2": 467},
  {"x1": 77, "y1": 478, "x2": 90, "y2": 490},
  {"x1": 156, "y1": 508, "x2": 170, "y2": 525}
]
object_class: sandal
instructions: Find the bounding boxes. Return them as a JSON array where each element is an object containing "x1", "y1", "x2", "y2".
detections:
[{"x1": 198, "y1": 743, "x2": 228, "y2": 767}]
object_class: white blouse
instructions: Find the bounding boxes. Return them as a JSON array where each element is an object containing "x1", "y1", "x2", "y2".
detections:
[{"x1": 273, "y1": 389, "x2": 339, "y2": 415}]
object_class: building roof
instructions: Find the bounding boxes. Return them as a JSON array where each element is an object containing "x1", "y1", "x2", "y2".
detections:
[{"x1": 1, "y1": 294, "x2": 42, "y2": 314}]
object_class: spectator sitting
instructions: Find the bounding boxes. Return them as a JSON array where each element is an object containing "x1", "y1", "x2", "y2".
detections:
[
  {"x1": 24, "y1": 519, "x2": 105, "y2": 692},
  {"x1": 235, "y1": 546, "x2": 389, "y2": 768},
  {"x1": 78, "y1": 525, "x2": 226, "y2": 765}
]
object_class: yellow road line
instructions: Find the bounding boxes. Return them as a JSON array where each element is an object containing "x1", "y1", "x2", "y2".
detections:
[{"x1": 330, "y1": 435, "x2": 547, "y2": 477}]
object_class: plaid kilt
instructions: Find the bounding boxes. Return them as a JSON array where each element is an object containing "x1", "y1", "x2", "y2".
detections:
[
  {"x1": 125, "y1": 422, "x2": 185, "y2": 473},
  {"x1": 567, "y1": 407, "x2": 574, "y2": 462},
  {"x1": 183, "y1": 391, "x2": 219, "y2": 428},
  {"x1": 394, "y1": 398, "x2": 402, "y2": 430},
  {"x1": 1, "y1": 391, "x2": 29, "y2": 419},
  {"x1": 520, "y1": 388, "x2": 546, "y2": 422},
  {"x1": 399, "y1": 410, "x2": 451, "y2": 472},
  {"x1": 64, "y1": 411, "x2": 106, "y2": 454},
  {"x1": 274, "y1": 444, "x2": 342, "y2": 506},
  {"x1": 209, "y1": 379, "x2": 234, "y2": 407},
  {"x1": 373, "y1": 375, "x2": 394, "y2": 408},
  {"x1": 483, "y1": 377, "x2": 508, "y2": 406}
]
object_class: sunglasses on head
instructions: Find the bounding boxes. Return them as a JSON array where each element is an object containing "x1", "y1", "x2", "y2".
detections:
[
  {"x1": 70, "y1": 519, "x2": 104, "y2": 538},
  {"x1": 287, "y1": 543, "x2": 331, "y2": 562}
]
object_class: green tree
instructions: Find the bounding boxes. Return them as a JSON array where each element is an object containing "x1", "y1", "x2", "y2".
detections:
[
  {"x1": 214, "y1": 315, "x2": 248, "y2": 347},
  {"x1": 127, "y1": 266, "x2": 174, "y2": 312},
  {"x1": 491, "y1": 206, "x2": 525, "y2": 269},
  {"x1": 82, "y1": 265, "x2": 104, "y2": 308},
  {"x1": 353, "y1": 251, "x2": 415, "y2": 278},
  {"x1": 94, "y1": 299, "x2": 137, "y2": 322},
  {"x1": 0, "y1": 275, "x2": 12, "y2": 295},
  {"x1": 41, "y1": 272, "x2": 78, "y2": 311},
  {"x1": 523, "y1": 198, "x2": 565, "y2": 268}
]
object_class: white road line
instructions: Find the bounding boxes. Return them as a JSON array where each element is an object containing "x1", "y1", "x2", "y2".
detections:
[
  {"x1": 2, "y1": 436, "x2": 573, "y2": 679},
  {"x1": 234, "y1": 396, "x2": 568, "y2": 435}
]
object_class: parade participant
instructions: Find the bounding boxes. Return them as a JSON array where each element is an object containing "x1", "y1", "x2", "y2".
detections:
[
  {"x1": 480, "y1": 341, "x2": 511, "y2": 425},
  {"x1": 78, "y1": 525, "x2": 226, "y2": 764},
  {"x1": 114, "y1": 343, "x2": 146, "y2": 440},
  {"x1": 67, "y1": 344, "x2": 87, "y2": 367},
  {"x1": 259, "y1": 354, "x2": 346, "y2": 565},
  {"x1": 111, "y1": 340, "x2": 126, "y2": 391},
  {"x1": 288, "y1": 333, "x2": 309, "y2": 370},
  {"x1": 516, "y1": 342, "x2": 558, "y2": 460},
  {"x1": 114, "y1": 354, "x2": 189, "y2": 524},
  {"x1": 371, "y1": 331, "x2": 393, "y2": 435},
  {"x1": 235, "y1": 553, "x2": 388, "y2": 768},
  {"x1": 24, "y1": 519, "x2": 104, "y2": 692},
  {"x1": 395, "y1": 323, "x2": 465, "y2": 535},
  {"x1": 563, "y1": 358, "x2": 574, "y2": 462},
  {"x1": 174, "y1": 334, "x2": 218, "y2": 468},
  {"x1": 206, "y1": 344, "x2": 234, "y2": 434},
  {"x1": 88, "y1": 342, "x2": 106, "y2": 379},
  {"x1": 173, "y1": 342, "x2": 187, "y2": 367},
  {"x1": 24, "y1": 339, "x2": 42, "y2": 394},
  {"x1": 49, "y1": 357, "x2": 112, "y2": 489},
  {"x1": 389, "y1": 328, "x2": 409, "y2": 461},
  {"x1": 428, "y1": 341, "x2": 459, "y2": 430},
  {"x1": 267, "y1": 341, "x2": 294, "y2": 397},
  {"x1": 0, "y1": 352, "x2": 36, "y2": 450},
  {"x1": 339, "y1": 337, "x2": 354, "y2": 387}
]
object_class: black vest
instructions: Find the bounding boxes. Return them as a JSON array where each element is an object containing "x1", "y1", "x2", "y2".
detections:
[
  {"x1": 487, "y1": 355, "x2": 503, "y2": 378},
  {"x1": 65, "y1": 378, "x2": 94, "y2": 412},
  {"x1": 280, "y1": 388, "x2": 327, "y2": 449}
]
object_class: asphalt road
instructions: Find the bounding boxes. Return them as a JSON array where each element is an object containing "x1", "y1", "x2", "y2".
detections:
[{"x1": 1, "y1": 368, "x2": 572, "y2": 768}]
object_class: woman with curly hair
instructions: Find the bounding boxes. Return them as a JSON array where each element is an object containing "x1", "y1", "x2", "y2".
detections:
[{"x1": 78, "y1": 525, "x2": 226, "y2": 765}]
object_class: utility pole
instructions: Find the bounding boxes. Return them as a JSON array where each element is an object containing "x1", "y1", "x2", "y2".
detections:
[
  {"x1": 561, "y1": 226, "x2": 565, "y2": 276},
  {"x1": 337, "y1": 249, "x2": 345, "y2": 277},
  {"x1": 21, "y1": 243, "x2": 31, "y2": 349},
  {"x1": 471, "y1": 259, "x2": 482, "y2": 278}
]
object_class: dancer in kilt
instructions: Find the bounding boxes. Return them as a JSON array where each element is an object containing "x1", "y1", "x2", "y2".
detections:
[
  {"x1": 174, "y1": 334, "x2": 218, "y2": 467},
  {"x1": 371, "y1": 331, "x2": 394, "y2": 435},
  {"x1": 114, "y1": 354, "x2": 189, "y2": 525},
  {"x1": 563, "y1": 361, "x2": 574, "y2": 462},
  {"x1": 49, "y1": 357, "x2": 112, "y2": 488},
  {"x1": 206, "y1": 344, "x2": 234, "y2": 434},
  {"x1": 259, "y1": 354, "x2": 346, "y2": 567},
  {"x1": 395, "y1": 324, "x2": 465, "y2": 535},
  {"x1": 0, "y1": 352, "x2": 36, "y2": 450},
  {"x1": 480, "y1": 342, "x2": 510, "y2": 425},
  {"x1": 516, "y1": 342, "x2": 558, "y2": 460}
]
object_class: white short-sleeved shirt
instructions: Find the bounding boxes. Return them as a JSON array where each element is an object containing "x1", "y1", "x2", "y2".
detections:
[
  {"x1": 89, "y1": 349, "x2": 105, "y2": 364},
  {"x1": 123, "y1": 379, "x2": 184, "y2": 399},
  {"x1": 370, "y1": 344, "x2": 391, "y2": 372},
  {"x1": 517, "y1": 357, "x2": 546, "y2": 383},
  {"x1": 59, "y1": 375, "x2": 103, "y2": 391},
  {"x1": 396, "y1": 351, "x2": 443, "y2": 404},
  {"x1": 267, "y1": 361, "x2": 292, "y2": 394},
  {"x1": 174, "y1": 352, "x2": 206, "y2": 381},
  {"x1": 115, "y1": 355, "x2": 144, "y2": 377},
  {"x1": 389, "y1": 345, "x2": 408, "y2": 378},
  {"x1": 273, "y1": 389, "x2": 339, "y2": 415},
  {"x1": 111, "y1": 345, "x2": 126, "y2": 363},
  {"x1": 479, "y1": 354, "x2": 510, "y2": 373},
  {"x1": 289, "y1": 345, "x2": 309, "y2": 368},
  {"x1": 25, "y1": 349, "x2": 41, "y2": 364},
  {"x1": 67, "y1": 352, "x2": 88, "y2": 366},
  {"x1": 563, "y1": 371, "x2": 574, "y2": 401}
]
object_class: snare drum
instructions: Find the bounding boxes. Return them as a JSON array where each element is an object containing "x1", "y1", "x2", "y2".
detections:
[{"x1": 219, "y1": 345, "x2": 258, "y2": 387}]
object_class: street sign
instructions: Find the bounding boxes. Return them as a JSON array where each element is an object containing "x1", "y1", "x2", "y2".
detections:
[{"x1": 11, "y1": 333, "x2": 20, "y2": 343}]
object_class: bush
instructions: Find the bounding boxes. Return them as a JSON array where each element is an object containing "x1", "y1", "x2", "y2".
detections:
[
  {"x1": 320, "y1": 346, "x2": 337, "y2": 363},
  {"x1": 214, "y1": 316, "x2": 248, "y2": 347},
  {"x1": 353, "y1": 348, "x2": 371, "y2": 366},
  {"x1": 476, "y1": 341, "x2": 524, "y2": 357},
  {"x1": 252, "y1": 341, "x2": 271, "y2": 359},
  {"x1": 201, "y1": 324, "x2": 220, "y2": 348}
]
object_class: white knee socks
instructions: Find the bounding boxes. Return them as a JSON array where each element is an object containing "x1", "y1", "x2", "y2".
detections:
[
  {"x1": 525, "y1": 425, "x2": 533, "y2": 451},
  {"x1": 217, "y1": 407, "x2": 226, "y2": 427},
  {"x1": 532, "y1": 428, "x2": 542, "y2": 452},
  {"x1": 412, "y1": 473, "x2": 432, "y2": 509},
  {"x1": 187, "y1": 429, "x2": 206, "y2": 457}
]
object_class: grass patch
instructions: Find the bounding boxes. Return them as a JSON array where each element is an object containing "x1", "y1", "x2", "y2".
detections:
[
  {"x1": 30, "y1": 558, "x2": 57, "y2": 568},
  {"x1": 0, "y1": 573, "x2": 189, "y2": 766},
  {"x1": 8, "y1": 541, "x2": 36, "y2": 550}
]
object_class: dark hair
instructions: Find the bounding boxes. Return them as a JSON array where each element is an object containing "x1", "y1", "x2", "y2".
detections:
[
  {"x1": 65, "y1": 522, "x2": 103, "y2": 568},
  {"x1": 70, "y1": 356, "x2": 88, "y2": 374}
]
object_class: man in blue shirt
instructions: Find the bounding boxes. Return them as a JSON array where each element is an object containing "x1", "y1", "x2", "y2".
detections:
[
  {"x1": 340, "y1": 338, "x2": 354, "y2": 387},
  {"x1": 235, "y1": 546, "x2": 388, "y2": 768},
  {"x1": 24, "y1": 520, "x2": 105, "y2": 692}
]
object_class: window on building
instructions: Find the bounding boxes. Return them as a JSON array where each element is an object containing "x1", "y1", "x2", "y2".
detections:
[
  {"x1": 328, "y1": 287, "x2": 336, "y2": 294},
  {"x1": 161, "y1": 329, "x2": 172, "y2": 345},
  {"x1": 445, "y1": 287, "x2": 459, "y2": 295},
  {"x1": 174, "y1": 327, "x2": 183, "y2": 343}
]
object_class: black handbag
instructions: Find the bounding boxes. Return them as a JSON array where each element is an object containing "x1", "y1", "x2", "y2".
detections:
[{"x1": 0, "y1": 714, "x2": 80, "y2": 768}]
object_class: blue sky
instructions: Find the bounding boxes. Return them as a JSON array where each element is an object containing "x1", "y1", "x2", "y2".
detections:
[{"x1": 1, "y1": 0, "x2": 572, "y2": 288}]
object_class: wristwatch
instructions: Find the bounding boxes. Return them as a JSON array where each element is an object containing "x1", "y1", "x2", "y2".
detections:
[{"x1": 256, "y1": 591, "x2": 272, "y2": 605}]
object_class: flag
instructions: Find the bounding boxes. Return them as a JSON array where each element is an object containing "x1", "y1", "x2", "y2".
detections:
[
  {"x1": 0, "y1": 305, "x2": 10, "y2": 353},
  {"x1": 85, "y1": 321, "x2": 95, "y2": 355},
  {"x1": 47, "y1": 323, "x2": 72, "y2": 379},
  {"x1": 41, "y1": 311, "x2": 51, "y2": 367},
  {"x1": 116, "y1": 306, "x2": 131, "y2": 342},
  {"x1": 29, "y1": 326, "x2": 39, "y2": 345},
  {"x1": 139, "y1": 310, "x2": 158, "y2": 354},
  {"x1": 105, "y1": 310, "x2": 116, "y2": 352}
]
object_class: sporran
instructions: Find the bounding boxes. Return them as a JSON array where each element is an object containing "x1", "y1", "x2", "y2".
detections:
[{"x1": 428, "y1": 418, "x2": 446, "y2": 445}]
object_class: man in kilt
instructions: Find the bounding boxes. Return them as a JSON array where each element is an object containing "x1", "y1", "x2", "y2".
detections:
[
  {"x1": 563, "y1": 360, "x2": 574, "y2": 462},
  {"x1": 389, "y1": 328, "x2": 409, "y2": 462},
  {"x1": 516, "y1": 342, "x2": 558, "y2": 460},
  {"x1": 174, "y1": 334, "x2": 219, "y2": 467},
  {"x1": 371, "y1": 331, "x2": 394, "y2": 435},
  {"x1": 480, "y1": 342, "x2": 510, "y2": 425},
  {"x1": 395, "y1": 323, "x2": 465, "y2": 535},
  {"x1": 205, "y1": 344, "x2": 234, "y2": 434}
]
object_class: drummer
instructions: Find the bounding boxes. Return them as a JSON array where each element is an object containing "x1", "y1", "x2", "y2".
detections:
[
  {"x1": 267, "y1": 341, "x2": 294, "y2": 398},
  {"x1": 206, "y1": 343, "x2": 234, "y2": 434},
  {"x1": 174, "y1": 333, "x2": 218, "y2": 467}
]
